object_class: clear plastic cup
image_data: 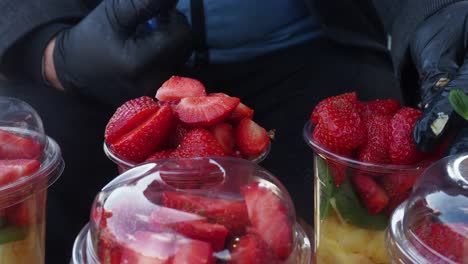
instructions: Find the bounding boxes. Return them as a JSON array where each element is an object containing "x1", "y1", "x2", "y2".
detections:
[
  {"x1": 386, "y1": 154, "x2": 468, "y2": 263},
  {"x1": 71, "y1": 157, "x2": 311, "y2": 263},
  {"x1": 0, "y1": 97, "x2": 64, "y2": 264},
  {"x1": 303, "y1": 121, "x2": 430, "y2": 264},
  {"x1": 104, "y1": 141, "x2": 271, "y2": 174}
]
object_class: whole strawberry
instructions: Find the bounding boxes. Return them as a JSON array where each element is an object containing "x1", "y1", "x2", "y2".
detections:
[
  {"x1": 357, "y1": 115, "x2": 392, "y2": 164},
  {"x1": 389, "y1": 107, "x2": 424, "y2": 165}
]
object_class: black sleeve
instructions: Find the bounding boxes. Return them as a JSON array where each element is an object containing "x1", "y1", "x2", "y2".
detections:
[{"x1": 0, "y1": 0, "x2": 96, "y2": 82}]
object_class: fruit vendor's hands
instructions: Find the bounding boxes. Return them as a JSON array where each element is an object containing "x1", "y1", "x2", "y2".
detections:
[
  {"x1": 44, "y1": 0, "x2": 192, "y2": 105},
  {"x1": 410, "y1": 1, "x2": 468, "y2": 155}
]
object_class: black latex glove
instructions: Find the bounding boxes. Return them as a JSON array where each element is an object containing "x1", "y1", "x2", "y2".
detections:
[
  {"x1": 53, "y1": 0, "x2": 192, "y2": 105},
  {"x1": 410, "y1": 1, "x2": 468, "y2": 155}
]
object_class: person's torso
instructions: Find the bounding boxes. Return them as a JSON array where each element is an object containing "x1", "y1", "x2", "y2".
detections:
[{"x1": 176, "y1": 0, "x2": 321, "y2": 63}]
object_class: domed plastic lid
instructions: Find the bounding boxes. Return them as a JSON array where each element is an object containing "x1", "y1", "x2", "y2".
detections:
[
  {"x1": 0, "y1": 97, "x2": 63, "y2": 208},
  {"x1": 387, "y1": 154, "x2": 468, "y2": 263},
  {"x1": 87, "y1": 158, "x2": 308, "y2": 263}
]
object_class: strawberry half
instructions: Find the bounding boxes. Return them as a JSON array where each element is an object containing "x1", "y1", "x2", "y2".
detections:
[
  {"x1": 0, "y1": 130, "x2": 42, "y2": 160},
  {"x1": 381, "y1": 172, "x2": 420, "y2": 197},
  {"x1": 389, "y1": 107, "x2": 424, "y2": 165},
  {"x1": 0, "y1": 159, "x2": 41, "y2": 186},
  {"x1": 172, "y1": 239, "x2": 215, "y2": 264},
  {"x1": 170, "y1": 221, "x2": 228, "y2": 252},
  {"x1": 172, "y1": 128, "x2": 226, "y2": 158},
  {"x1": 120, "y1": 231, "x2": 178, "y2": 264},
  {"x1": 229, "y1": 233, "x2": 279, "y2": 264},
  {"x1": 161, "y1": 192, "x2": 249, "y2": 236},
  {"x1": 211, "y1": 123, "x2": 235, "y2": 155},
  {"x1": 357, "y1": 115, "x2": 391, "y2": 164},
  {"x1": 156, "y1": 76, "x2": 207, "y2": 102},
  {"x1": 241, "y1": 182, "x2": 293, "y2": 260},
  {"x1": 105, "y1": 96, "x2": 159, "y2": 145},
  {"x1": 229, "y1": 103, "x2": 254, "y2": 124},
  {"x1": 110, "y1": 105, "x2": 175, "y2": 163},
  {"x1": 167, "y1": 121, "x2": 193, "y2": 148},
  {"x1": 236, "y1": 118, "x2": 270, "y2": 157},
  {"x1": 351, "y1": 174, "x2": 389, "y2": 215},
  {"x1": 174, "y1": 96, "x2": 240, "y2": 127}
]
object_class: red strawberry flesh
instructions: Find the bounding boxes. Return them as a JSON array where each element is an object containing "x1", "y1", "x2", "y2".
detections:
[
  {"x1": 156, "y1": 76, "x2": 207, "y2": 102},
  {"x1": 211, "y1": 123, "x2": 235, "y2": 155},
  {"x1": 229, "y1": 233, "x2": 279, "y2": 264},
  {"x1": 174, "y1": 96, "x2": 240, "y2": 127},
  {"x1": 0, "y1": 159, "x2": 41, "y2": 186},
  {"x1": 172, "y1": 239, "x2": 214, "y2": 264},
  {"x1": 241, "y1": 182, "x2": 293, "y2": 260},
  {"x1": 352, "y1": 174, "x2": 389, "y2": 214},
  {"x1": 236, "y1": 118, "x2": 270, "y2": 157},
  {"x1": 357, "y1": 115, "x2": 391, "y2": 164},
  {"x1": 0, "y1": 130, "x2": 42, "y2": 160},
  {"x1": 172, "y1": 128, "x2": 226, "y2": 158}
]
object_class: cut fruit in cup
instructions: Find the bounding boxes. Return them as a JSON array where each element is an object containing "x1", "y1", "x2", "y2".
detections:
[{"x1": 104, "y1": 76, "x2": 272, "y2": 172}]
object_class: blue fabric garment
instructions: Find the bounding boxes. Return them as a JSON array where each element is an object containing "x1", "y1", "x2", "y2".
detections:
[{"x1": 176, "y1": 0, "x2": 321, "y2": 63}]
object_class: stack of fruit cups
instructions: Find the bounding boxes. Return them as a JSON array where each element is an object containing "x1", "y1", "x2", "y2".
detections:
[
  {"x1": 71, "y1": 157, "x2": 311, "y2": 263},
  {"x1": 304, "y1": 93, "x2": 440, "y2": 264},
  {"x1": 0, "y1": 97, "x2": 64, "y2": 264},
  {"x1": 104, "y1": 76, "x2": 272, "y2": 173},
  {"x1": 386, "y1": 153, "x2": 467, "y2": 263}
]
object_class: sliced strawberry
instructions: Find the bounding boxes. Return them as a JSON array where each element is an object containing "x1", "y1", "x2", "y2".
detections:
[
  {"x1": 236, "y1": 118, "x2": 270, "y2": 157},
  {"x1": 0, "y1": 130, "x2": 42, "y2": 160},
  {"x1": 381, "y1": 172, "x2": 420, "y2": 197},
  {"x1": 358, "y1": 99, "x2": 400, "y2": 120},
  {"x1": 211, "y1": 123, "x2": 235, "y2": 155},
  {"x1": 167, "y1": 121, "x2": 193, "y2": 148},
  {"x1": 172, "y1": 128, "x2": 226, "y2": 158},
  {"x1": 414, "y1": 223, "x2": 467, "y2": 263},
  {"x1": 120, "y1": 231, "x2": 179, "y2": 264},
  {"x1": 357, "y1": 115, "x2": 391, "y2": 164},
  {"x1": 156, "y1": 76, "x2": 207, "y2": 101},
  {"x1": 351, "y1": 174, "x2": 389, "y2": 215},
  {"x1": 389, "y1": 107, "x2": 424, "y2": 165},
  {"x1": 170, "y1": 221, "x2": 228, "y2": 252},
  {"x1": 0, "y1": 159, "x2": 41, "y2": 186},
  {"x1": 174, "y1": 96, "x2": 240, "y2": 127},
  {"x1": 161, "y1": 192, "x2": 249, "y2": 236},
  {"x1": 6, "y1": 196, "x2": 39, "y2": 226},
  {"x1": 311, "y1": 92, "x2": 358, "y2": 125},
  {"x1": 151, "y1": 206, "x2": 205, "y2": 226},
  {"x1": 172, "y1": 239, "x2": 214, "y2": 264},
  {"x1": 229, "y1": 233, "x2": 279, "y2": 264},
  {"x1": 110, "y1": 105, "x2": 175, "y2": 163},
  {"x1": 229, "y1": 103, "x2": 254, "y2": 124},
  {"x1": 105, "y1": 96, "x2": 159, "y2": 144},
  {"x1": 146, "y1": 149, "x2": 175, "y2": 162},
  {"x1": 241, "y1": 183, "x2": 292, "y2": 260}
]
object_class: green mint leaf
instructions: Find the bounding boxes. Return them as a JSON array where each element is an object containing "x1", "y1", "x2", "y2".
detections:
[
  {"x1": 0, "y1": 225, "x2": 27, "y2": 245},
  {"x1": 449, "y1": 90, "x2": 468, "y2": 121},
  {"x1": 315, "y1": 157, "x2": 335, "y2": 220}
]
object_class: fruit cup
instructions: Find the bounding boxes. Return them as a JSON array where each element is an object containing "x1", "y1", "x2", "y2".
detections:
[
  {"x1": 304, "y1": 122, "x2": 430, "y2": 264},
  {"x1": 386, "y1": 154, "x2": 468, "y2": 263},
  {"x1": 71, "y1": 157, "x2": 311, "y2": 264},
  {"x1": 0, "y1": 97, "x2": 64, "y2": 263}
]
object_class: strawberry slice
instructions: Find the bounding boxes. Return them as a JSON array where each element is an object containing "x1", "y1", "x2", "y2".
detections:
[
  {"x1": 229, "y1": 233, "x2": 279, "y2": 264},
  {"x1": 161, "y1": 192, "x2": 249, "y2": 236},
  {"x1": 211, "y1": 123, "x2": 235, "y2": 155},
  {"x1": 172, "y1": 239, "x2": 214, "y2": 264},
  {"x1": 170, "y1": 221, "x2": 228, "y2": 252},
  {"x1": 351, "y1": 174, "x2": 389, "y2": 215},
  {"x1": 236, "y1": 118, "x2": 270, "y2": 157},
  {"x1": 414, "y1": 223, "x2": 467, "y2": 263},
  {"x1": 0, "y1": 159, "x2": 41, "y2": 186},
  {"x1": 156, "y1": 76, "x2": 207, "y2": 102},
  {"x1": 0, "y1": 130, "x2": 42, "y2": 160},
  {"x1": 172, "y1": 128, "x2": 226, "y2": 158},
  {"x1": 240, "y1": 183, "x2": 293, "y2": 260},
  {"x1": 229, "y1": 103, "x2": 254, "y2": 124},
  {"x1": 174, "y1": 96, "x2": 240, "y2": 127},
  {"x1": 105, "y1": 96, "x2": 159, "y2": 145},
  {"x1": 167, "y1": 121, "x2": 193, "y2": 148},
  {"x1": 381, "y1": 172, "x2": 420, "y2": 197},
  {"x1": 110, "y1": 105, "x2": 175, "y2": 163}
]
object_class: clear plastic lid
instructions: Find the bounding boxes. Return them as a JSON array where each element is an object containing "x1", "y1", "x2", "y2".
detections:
[
  {"x1": 387, "y1": 154, "x2": 468, "y2": 264},
  {"x1": 83, "y1": 158, "x2": 310, "y2": 263},
  {"x1": 0, "y1": 97, "x2": 64, "y2": 208}
]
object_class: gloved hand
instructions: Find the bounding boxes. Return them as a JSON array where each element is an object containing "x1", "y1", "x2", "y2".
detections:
[
  {"x1": 51, "y1": 0, "x2": 192, "y2": 105},
  {"x1": 410, "y1": 1, "x2": 468, "y2": 155}
]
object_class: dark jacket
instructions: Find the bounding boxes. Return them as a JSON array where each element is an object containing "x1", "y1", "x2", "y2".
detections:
[{"x1": 0, "y1": 0, "x2": 465, "y2": 103}]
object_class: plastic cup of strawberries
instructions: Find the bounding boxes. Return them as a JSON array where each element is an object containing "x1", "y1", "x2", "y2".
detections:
[
  {"x1": 303, "y1": 92, "x2": 445, "y2": 264},
  {"x1": 71, "y1": 157, "x2": 312, "y2": 264},
  {"x1": 104, "y1": 76, "x2": 272, "y2": 173},
  {"x1": 0, "y1": 97, "x2": 64, "y2": 264},
  {"x1": 385, "y1": 153, "x2": 468, "y2": 263}
]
